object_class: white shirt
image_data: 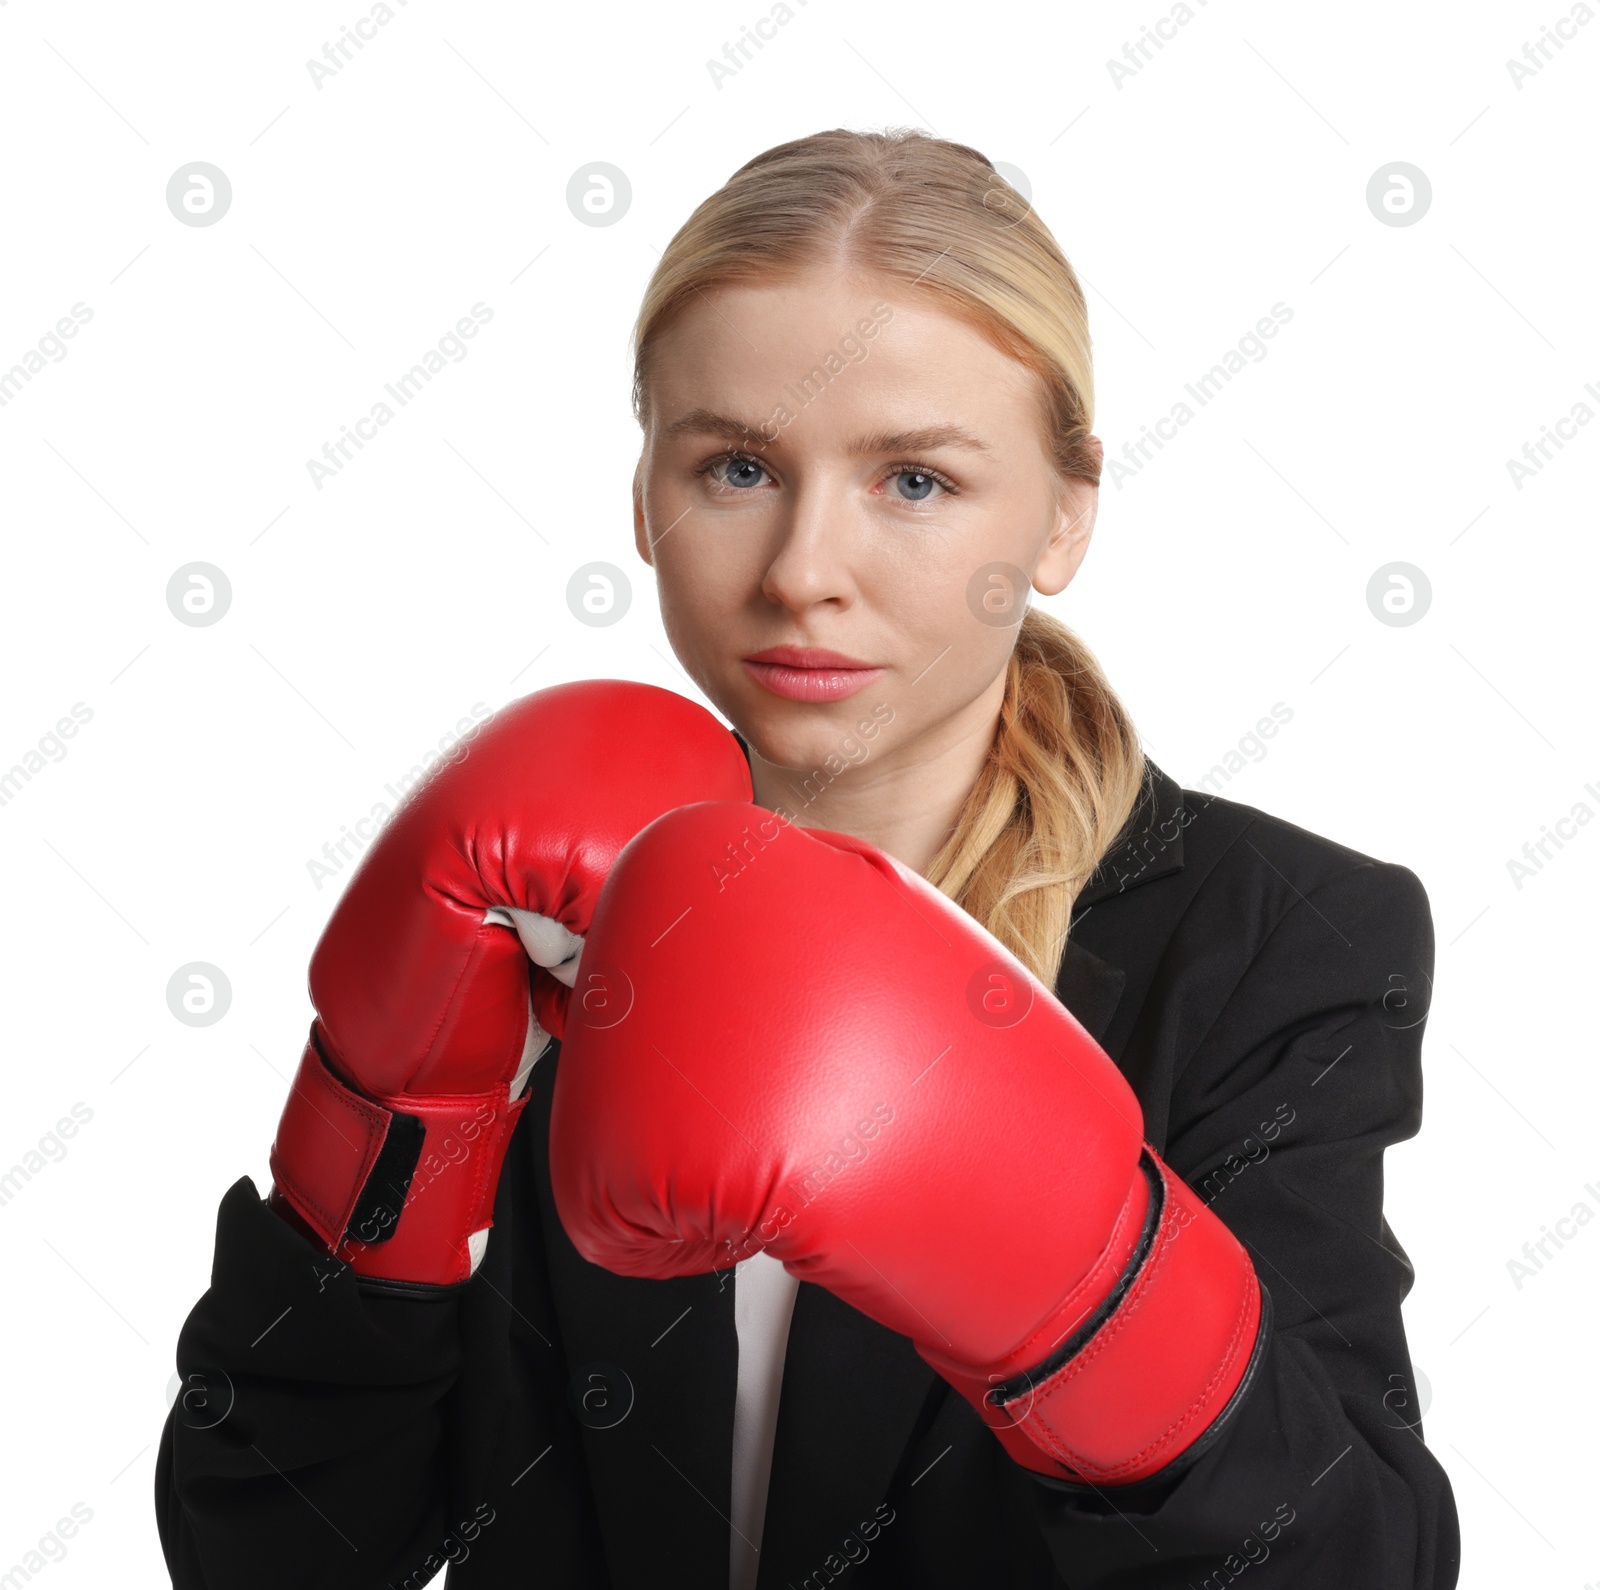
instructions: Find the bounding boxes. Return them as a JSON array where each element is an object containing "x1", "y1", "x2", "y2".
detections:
[{"x1": 729, "y1": 1251, "x2": 802, "y2": 1590}]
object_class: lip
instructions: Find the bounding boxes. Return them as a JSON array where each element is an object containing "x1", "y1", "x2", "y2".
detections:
[{"x1": 741, "y1": 645, "x2": 885, "y2": 703}]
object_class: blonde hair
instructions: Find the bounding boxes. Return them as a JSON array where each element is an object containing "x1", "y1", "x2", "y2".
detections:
[{"x1": 632, "y1": 127, "x2": 1147, "y2": 987}]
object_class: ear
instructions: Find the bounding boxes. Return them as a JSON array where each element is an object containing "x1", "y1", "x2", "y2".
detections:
[
  {"x1": 1034, "y1": 438, "x2": 1102, "y2": 597},
  {"x1": 632, "y1": 454, "x2": 654, "y2": 567}
]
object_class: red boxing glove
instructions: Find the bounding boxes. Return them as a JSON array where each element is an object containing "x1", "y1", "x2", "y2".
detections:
[
  {"x1": 267, "y1": 681, "x2": 752, "y2": 1288},
  {"x1": 551, "y1": 802, "x2": 1265, "y2": 1484}
]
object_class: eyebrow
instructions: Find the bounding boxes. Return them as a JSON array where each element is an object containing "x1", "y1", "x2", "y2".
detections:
[{"x1": 661, "y1": 408, "x2": 992, "y2": 457}]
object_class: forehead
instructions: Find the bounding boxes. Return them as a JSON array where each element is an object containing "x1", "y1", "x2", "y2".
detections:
[{"x1": 646, "y1": 272, "x2": 1042, "y2": 442}]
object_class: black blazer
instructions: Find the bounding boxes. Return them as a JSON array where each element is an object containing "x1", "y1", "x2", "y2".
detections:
[{"x1": 156, "y1": 759, "x2": 1460, "y2": 1588}]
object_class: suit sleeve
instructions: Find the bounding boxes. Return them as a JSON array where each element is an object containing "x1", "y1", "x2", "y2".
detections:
[
  {"x1": 154, "y1": 1177, "x2": 466, "y2": 1589},
  {"x1": 1025, "y1": 861, "x2": 1461, "y2": 1588}
]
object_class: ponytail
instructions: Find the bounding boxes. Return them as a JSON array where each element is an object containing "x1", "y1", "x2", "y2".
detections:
[{"x1": 924, "y1": 608, "x2": 1145, "y2": 987}]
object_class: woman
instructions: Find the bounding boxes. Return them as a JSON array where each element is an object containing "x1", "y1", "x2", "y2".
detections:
[{"x1": 157, "y1": 129, "x2": 1459, "y2": 1588}]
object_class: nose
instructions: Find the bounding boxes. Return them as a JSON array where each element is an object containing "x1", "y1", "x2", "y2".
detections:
[{"x1": 758, "y1": 472, "x2": 862, "y2": 613}]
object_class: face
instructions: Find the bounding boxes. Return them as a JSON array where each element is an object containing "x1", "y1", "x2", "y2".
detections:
[{"x1": 634, "y1": 264, "x2": 1100, "y2": 785}]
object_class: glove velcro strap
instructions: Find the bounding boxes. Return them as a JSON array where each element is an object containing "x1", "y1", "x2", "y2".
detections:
[
  {"x1": 269, "y1": 1031, "x2": 527, "y2": 1286},
  {"x1": 269, "y1": 1033, "x2": 400, "y2": 1250},
  {"x1": 922, "y1": 1149, "x2": 1266, "y2": 1486}
]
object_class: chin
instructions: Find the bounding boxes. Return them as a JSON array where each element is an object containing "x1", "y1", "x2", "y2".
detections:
[
  {"x1": 733, "y1": 697, "x2": 894, "y2": 778},
  {"x1": 729, "y1": 711, "x2": 814, "y2": 772}
]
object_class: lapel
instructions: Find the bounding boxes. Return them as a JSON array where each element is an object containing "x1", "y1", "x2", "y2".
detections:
[
  {"x1": 753, "y1": 1283, "x2": 942, "y2": 1587},
  {"x1": 1054, "y1": 754, "x2": 1187, "y2": 1048},
  {"x1": 542, "y1": 749, "x2": 1185, "y2": 1588},
  {"x1": 1072, "y1": 755, "x2": 1187, "y2": 911}
]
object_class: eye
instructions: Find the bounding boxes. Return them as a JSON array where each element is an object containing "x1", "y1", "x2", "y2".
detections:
[
  {"x1": 890, "y1": 469, "x2": 942, "y2": 502},
  {"x1": 880, "y1": 464, "x2": 957, "y2": 505},
  {"x1": 698, "y1": 450, "x2": 771, "y2": 492}
]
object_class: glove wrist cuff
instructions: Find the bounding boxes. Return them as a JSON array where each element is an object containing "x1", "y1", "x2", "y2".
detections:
[
  {"x1": 921, "y1": 1149, "x2": 1266, "y2": 1486},
  {"x1": 268, "y1": 1027, "x2": 527, "y2": 1286}
]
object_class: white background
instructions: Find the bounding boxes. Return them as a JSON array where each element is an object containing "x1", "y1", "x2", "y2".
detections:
[{"x1": 1, "y1": 0, "x2": 1595, "y2": 1584}]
